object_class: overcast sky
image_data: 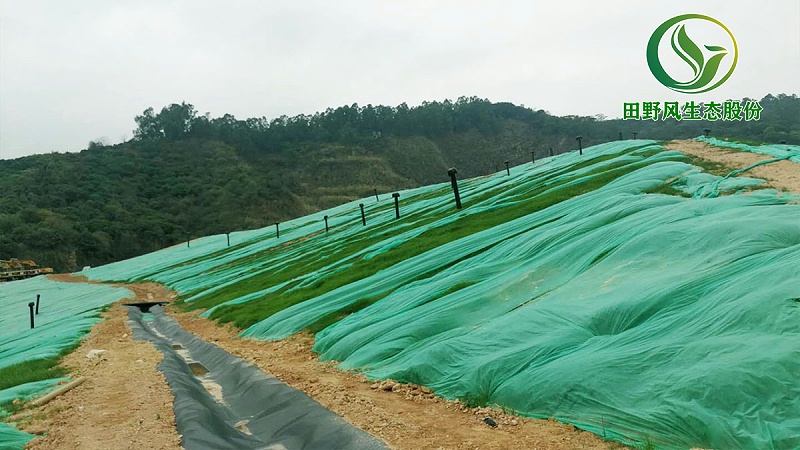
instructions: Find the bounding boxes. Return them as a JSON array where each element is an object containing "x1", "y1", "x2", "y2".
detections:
[{"x1": 1, "y1": 0, "x2": 798, "y2": 159}]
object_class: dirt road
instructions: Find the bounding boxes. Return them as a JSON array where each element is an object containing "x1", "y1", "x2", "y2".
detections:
[
  {"x1": 14, "y1": 280, "x2": 181, "y2": 450},
  {"x1": 666, "y1": 140, "x2": 800, "y2": 194}
]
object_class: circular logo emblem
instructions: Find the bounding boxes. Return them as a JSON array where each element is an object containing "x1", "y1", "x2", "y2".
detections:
[{"x1": 647, "y1": 14, "x2": 737, "y2": 94}]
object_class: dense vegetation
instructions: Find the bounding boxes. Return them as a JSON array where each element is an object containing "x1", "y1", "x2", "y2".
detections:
[{"x1": 1, "y1": 94, "x2": 797, "y2": 272}]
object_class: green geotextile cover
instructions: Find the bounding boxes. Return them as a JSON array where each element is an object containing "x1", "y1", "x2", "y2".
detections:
[
  {"x1": 82, "y1": 140, "x2": 800, "y2": 449},
  {"x1": 0, "y1": 423, "x2": 32, "y2": 450},
  {"x1": 0, "y1": 381, "x2": 68, "y2": 449},
  {"x1": 0, "y1": 277, "x2": 133, "y2": 369},
  {"x1": 698, "y1": 136, "x2": 800, "y2": 163},
  {"x1": 0, "y1": 379, "x2": 68, "y2": 410}
]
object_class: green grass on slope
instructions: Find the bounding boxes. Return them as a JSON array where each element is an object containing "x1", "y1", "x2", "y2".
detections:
[
  {"x1": 679, "y1": 154, "x2": 731, "y2": 177},
  {"x1": 305, "y1": 293, "x2": 391, "y2": 334},
  {"x1": 177, "y1": 147, "x2": 636, "y2": 310},
  {"x1": 209, "y1": 151, "x2": 683, "y2": 330},
  {"x1": 182, "y1": 146, "x2": 659, "y2": 315},
  {"x1": 305, "y1": 279, "x2": 479, "y2": 334},
  {"x1": 175, "y1": 193, "x2": 450, "y2": 309},
  {"x1": 171, "y1": 198, "x2": 406, "y2": 288},
  {"x1": 0, "y1": 359, "x2": 66, "y2": 392}
]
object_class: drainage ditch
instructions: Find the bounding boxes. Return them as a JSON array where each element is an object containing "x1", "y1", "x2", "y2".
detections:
[{"x1": 126, "y1": 304, "x2": 387, "y2": 450}]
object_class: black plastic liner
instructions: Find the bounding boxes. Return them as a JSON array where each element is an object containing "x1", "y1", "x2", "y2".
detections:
[{"x1": 127, "y1": 306, "x2": 388, "y2": 450}]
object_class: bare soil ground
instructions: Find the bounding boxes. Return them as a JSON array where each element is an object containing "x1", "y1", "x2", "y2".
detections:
[
  {"x1": 9, "y1": 277, "x2": 182, "y2": 450},
  {"x1": 666, "y1": 139, "x2": 800, "y2": 193}
]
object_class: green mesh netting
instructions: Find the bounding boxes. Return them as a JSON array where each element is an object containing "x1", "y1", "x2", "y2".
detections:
[
  {"x1": 0, "y1": 277, "x2": 132, "y2": 449},
  {"x1": 0, "y1": 423, "x2": 33, "y2": 450},
  {"x1": 698, "y1": 136, "x2": 800, "y2": 163},
  {"x1": 0, "y1": 277, "x2": 132, "y2": 369},
  {"x1": 80, "y1": 139, "x2": 800, "y2": 449},
  {"x1": 0, "y1": 379, "x2": 68, "y2": 409}
]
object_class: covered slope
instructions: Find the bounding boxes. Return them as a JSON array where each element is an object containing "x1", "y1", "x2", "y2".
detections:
[{"x1": 82, "y1": 139, "x2": 800, "y2": 449}]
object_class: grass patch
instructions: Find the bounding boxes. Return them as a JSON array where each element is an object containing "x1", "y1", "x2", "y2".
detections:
[
  {"x1": 643, "y1": 181, "x2": 691, "y2": 198},
  {"x1": 0, "y1": 358, "x2": 68, "y2": 392},
  {"x1": 462, "y1": 389, "x2": 491, "y2": 408},
  {"x1": 183, "y1": 232, "x2": 394, "y2": 312},
  {"x1": 305, "y1": 293, "x2": 391, "y2": 333},
  {"x1": 680, "y1": 153, "x2": 732, "y2": 176},
  {"x1": 305, "y1": 280, "x2": 479, "y2": 334},
  {"x1": 436, "y1": 281, "x2": 477, "y2": 299},
  {"x1": 180, "y1": 191, "x2": 463, "y2": 311},
  {"x1": 159, "y1": 193, "x2": 415, "y2": 289},
  {"x1": 0, "y1": 342, "x2": 80, "y2": 391},
  {"x1": 637, "y1": 436, "x2": 658, "y2": 450},
  {"x1": 0, "y1": 341, "x2": 82, "y2": 412}
]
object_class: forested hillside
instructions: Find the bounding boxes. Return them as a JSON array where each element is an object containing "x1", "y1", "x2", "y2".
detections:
[{"x1": 1, "y1": 95, "x2": 798, "y2": 272}]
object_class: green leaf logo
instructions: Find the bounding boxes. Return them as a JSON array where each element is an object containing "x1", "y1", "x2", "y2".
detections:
[{"x1": 647, "y1": 14, "x2": 738, "y2": 94}]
